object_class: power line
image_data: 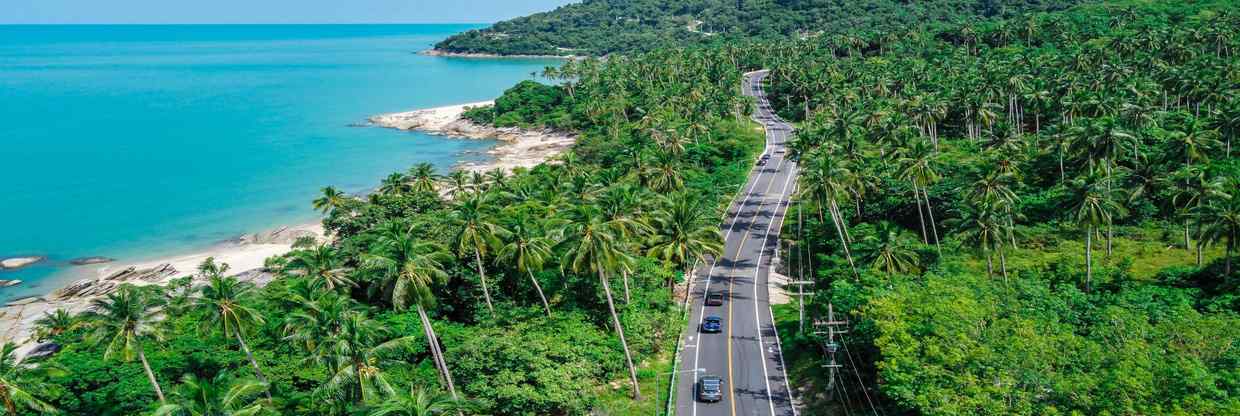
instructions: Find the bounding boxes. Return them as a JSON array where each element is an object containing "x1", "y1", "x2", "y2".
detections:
[{"x1": 842, "y1": 341, "x2": 882, "y2": 416}]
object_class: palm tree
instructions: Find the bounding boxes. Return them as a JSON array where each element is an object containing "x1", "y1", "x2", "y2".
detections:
[
  {"x1": 557, "y1": 204, "x2": 642, "y2": 400},
  {"x1": 32, "y1": 309, "x2": 80, "y2": 342},
  {"x1": 797, "y1": 149, "x2": 859, "y2": 277},
  {"x1": 444, "y1": 171, "x2": 472, "y2": 199},
  {"x1": 316, "y1": 313, "x2": 417, "y2": 405},
  {"x1": 281, "y1": 292, "x2": 361, "y2": 360},
  {"x1": 495, "y1": 217, "x2": 554, "y2": 316},
  {"x1": 0, "y1": 342, "x2": 63, "y2": 415},
  {"x1": 369, "y1": 385, "x2": 469, "y2": 416},
  {"x1": 408, "y1": 163, "x2": 441, "y2": 194},
  {"x1": 1200, "y1": 195, "x2": 1240, "y2": 276},
  {"x1": 450, "y1": 194, "x2": 509, "y2": 315},
  {"x1": 84, "y1": 285, "x2": 168, "y2": 403},
  {"x1": 1070, "y1": 169, "x2": 1126, "y2": 291},
  {"x1": 952, "y1": 201, "x2": 1010, "y2": 281},
  {"x1": 192, "y1": 260, "x2": 272, "y2": 399},
  {"x1": 153, "y1": 372, "x2": 269, "y2": 416},
  {"x1": 646, "y1": 193, "x2": 723, "y2": 296},
  {"x1": 313, "y1": 186, "x2": 349, "y2": 215},
  {"x1": 862, "y1": 222, "x2": 920, "y2": 276},
  {"x1": 284, "y1": 245, "x2": 355, "y2": 292},
  {"x1": 361, "y1": 226, "x2": 460, "y2": 402},
  {"x1": 898, "y1": 141, "x2": 943, "y2": 255},
  {"x1": 380, "y1": 173, "x2": 411, "y2": 196}
]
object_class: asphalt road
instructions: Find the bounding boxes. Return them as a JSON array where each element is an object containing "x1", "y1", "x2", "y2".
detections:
[{"x1": 673, "y1": 70, "x2": 798, "y2": 416}]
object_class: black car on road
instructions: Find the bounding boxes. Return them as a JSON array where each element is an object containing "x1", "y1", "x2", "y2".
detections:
[
  {"x1": 705, "y1": 292, "x2": 725, "y2": 306},
  {"x1": 700, "y1": 316, "x2": 722, "y2": 333},
  {"x1": 697, "y1": 375, "x2": 724, "y2": 402}
]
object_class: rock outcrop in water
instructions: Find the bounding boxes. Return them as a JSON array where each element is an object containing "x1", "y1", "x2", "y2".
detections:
[
  {"x1": 0, "y1": 256, "x2": 44, "y2": 270},
  {"x1": 0, "y1": 279, "x2": 21, "y2": 288},
  {"x1": 70, "y1": 256, "x2": 115, "y2": 266}
]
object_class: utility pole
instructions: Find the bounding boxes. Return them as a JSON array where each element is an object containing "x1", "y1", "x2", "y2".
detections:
[
  {"x1": 787, "y1": 279, "x2": 815, "y2": 334},
  {"x1": 813, "y1": 303, "x2": 848, "y2": 398}
]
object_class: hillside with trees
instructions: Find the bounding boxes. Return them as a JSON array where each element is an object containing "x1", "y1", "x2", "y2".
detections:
[{"x1": 434, "y1": 0, "x2": 1090, "y2": 56}]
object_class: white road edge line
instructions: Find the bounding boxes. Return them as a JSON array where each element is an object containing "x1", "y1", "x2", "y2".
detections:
[{"x1": 689, "y1": 70, "x2": 777, "y2": 416}]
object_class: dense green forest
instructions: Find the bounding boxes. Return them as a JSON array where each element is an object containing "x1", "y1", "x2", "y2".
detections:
[
  {"x1": 1, "y1": 49, "x2": 767, "y2": 415},
  {"x1": 434, "y1": 0, "x2": 1089, "y2": 56},
  {"x1": 5, "y1": 0, "x2": 1239, "y2": 415},
  {"x1": 763, "y1": 0, "x2": 1240, "y2": 414}
]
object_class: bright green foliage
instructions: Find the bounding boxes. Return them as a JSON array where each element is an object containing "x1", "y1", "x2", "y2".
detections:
[{"x1": 434, "y1": 0, "x2": 1088, "y2": 56}]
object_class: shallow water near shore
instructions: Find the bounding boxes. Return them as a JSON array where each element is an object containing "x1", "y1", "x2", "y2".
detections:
[{"x1": 0, "y1": 24, "x2": 559, "y2": 302}]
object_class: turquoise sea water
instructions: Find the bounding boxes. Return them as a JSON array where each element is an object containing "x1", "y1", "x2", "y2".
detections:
[{"x1": 0, "y1": 25, "x2": 559, "y2": 301}]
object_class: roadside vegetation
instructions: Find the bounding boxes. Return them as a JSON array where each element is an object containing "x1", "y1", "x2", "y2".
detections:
[{"x1": 766, "y1": 0, "x2": 1240, "y2": 414}]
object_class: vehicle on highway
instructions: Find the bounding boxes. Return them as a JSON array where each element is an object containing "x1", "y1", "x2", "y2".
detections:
[
  {"x1": 757, "y1": 153, "x2": 770, "y2": 165},
  {"x1": 700, "y1": 316, "x2": 722, "y2": 333},
  {"x1": 705, "y1": 292, "x2": 725, "y2": 306},
  {"x1": 697, "y1": 375, "x2": 724, "y2": 402}
]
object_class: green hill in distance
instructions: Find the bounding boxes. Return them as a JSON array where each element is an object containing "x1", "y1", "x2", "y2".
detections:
[{"x1": 433, "y1": 0, "x2": 1089, "y2": 56}]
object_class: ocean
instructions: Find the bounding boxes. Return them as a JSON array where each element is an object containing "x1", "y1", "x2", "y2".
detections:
[{"x1": 0, "y1": 24, "x2": 560, "y2": 301}]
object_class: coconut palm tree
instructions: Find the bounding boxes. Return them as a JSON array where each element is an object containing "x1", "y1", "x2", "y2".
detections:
[
  {"x1": 192, "y1": 260, "x2": 272, "y2": 399},
  {"x1": 408, "y1": 163, "x2": 442, "y2": 194},
  {"x1": 898, "y1": 140, "x2": 943, "y2": 255},
  {"x1": 313, "y1": 186, "x2": 350, "y2": 214},
  {"x1": 444, "y1": 171, "x2": 473, "y2": 199},
  {"x1": 862, "y1": 221, "x2": 920, "y2": 276},
  {"x1": 952, "y1": 201, "x2": 1010, "y2": 281},
  {"x1": 32, "y1": 309, "x2": 80, "y2": 342},
  {"x1": 797, "y1": 148, "x2": 859, "y2": 277},
  {"x1": 646, "y1": 193, "x2": 723, "y2": 295},
  {"x1": 84, "y1": 285, "x2": 168, "y2": 403},
  {"x1": 360, "y1": 226, "x2": 460, "y2": 402},
  {"x1": 449, "y1": 194, "x2": 509, "y2": 315},
  {"x1": 284, "y1": 245, "x2": 355, "y2": 292},
  {"x1": 369, "y1": 385, "x2": 470, "y2": 416},
  {"x1": 557, "y1": 204, "x2": 642, "y2": 400},
  {"x1": 1070, "y1": 169, "x2": 1126, "y2": 291},
  {"x1": 152, "y1": 372, "x2": 269, "y2": 416},
  {"x1": 380, "y1": 173, "x2": 411, "y2": 196},
  {"x1": 495, "y1": 217, "x2": 554, "y2": 316},
  {"x1": 1200, "y1": 195, "x2": 1240, "y2": 276},
  {"x1": 315, "y1": 313, "x2": 417, "y2": 405},
  {"x1": 0, "y1": 342, "x2": 63, "y2": 415}
]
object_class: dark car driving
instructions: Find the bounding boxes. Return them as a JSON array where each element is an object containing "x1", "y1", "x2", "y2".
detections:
[
  {"x1": 700, "y1": 316, "x2": 722, "y2": 333},
  {"x1": 705, "y1": 292, "x2": 725, "y2": 306},
  {"x1": 697, "y1": 375, "x2": 724, "y2": 402}
]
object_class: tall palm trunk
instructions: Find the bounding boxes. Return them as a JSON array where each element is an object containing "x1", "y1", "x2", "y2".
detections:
[
  {"x1": 416, "y1": 305, "x2": 459, "y2": 401},
  {"x1": 137, "y1": 346, "x2": 166, "y2": 404},
  {"x1": 827, "y1": 198, "x2": 858, "y2": 277},
  {"x1": 985, "y1": 252, "x2": 993, "y2": 277},
  {"x1": 473, "y1": 250, "x2": 495, "y2": 315},
  {"x1": 922, "y1": 187, "x2": 943, "y2": 256},
  {"x1": 912, "y1": 184, "x2": 928, "y2": 244},
  {"x1": 1085, "y1": 226, "x2": 1093, "y2": 292},
  {"x1": 1184, "y1": 219, "x2": 1192, "y2": 252},
  {"x1": 999, "y1": 247, "x2": 1009, "y2": 284},
  {"x1": 234, "y1": 331, "x2": 272, "y2": 399},
  {"x1": 528, "y1": 269, "x2": 552, "y2": 317},
  {"x1": 599, "y1": 268, "x2": 642, "y2": 400}
]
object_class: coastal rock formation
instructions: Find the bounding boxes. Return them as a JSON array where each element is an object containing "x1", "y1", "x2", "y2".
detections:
[
  {"x1": 0, "y1": 279, "x2": 21, "y2": 288},
  {"x1": 0, "y1": 256, "x2": 44, "y2": 270},
  {"x1": 50, "y1": 263, "x2": 179, "y2": 300},
  {"x1": 369, "y1": 101, "x2": 576, "y2": 173},
  {"x1": 239, "y1": 225, "x2": 320, "y2": 245},
  {"x1": 70, "y1": 256, "x2": 115, "y2": 266}
]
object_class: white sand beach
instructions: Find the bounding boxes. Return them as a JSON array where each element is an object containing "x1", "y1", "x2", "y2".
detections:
[{"x1": 1, "y1": 100, "x2": 575, "y2": 357}]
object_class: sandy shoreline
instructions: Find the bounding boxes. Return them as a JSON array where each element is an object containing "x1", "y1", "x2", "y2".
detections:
[{"x1": 0, "y1": 100, "x2": 575, "y2": 356}]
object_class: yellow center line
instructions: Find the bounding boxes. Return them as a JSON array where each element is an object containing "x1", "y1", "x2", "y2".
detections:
[{"x1": 728, "y1": 147, "x2": 787, "y2": 416}]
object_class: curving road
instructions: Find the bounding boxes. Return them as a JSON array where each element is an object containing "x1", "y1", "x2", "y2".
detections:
[{"x1": 673, "y1": 70, "x2": 798, "y2": 416}]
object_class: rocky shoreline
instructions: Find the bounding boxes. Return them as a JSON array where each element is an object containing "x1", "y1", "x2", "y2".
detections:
[
  {"x1": 0, "y1": 223, "x2": 323, "y2": 356},
  {"x1": 368, "y1": 101, "x2": 576, "y2": 173},
  {"x1": 418, "y1": 49, "x2": 574, "y2": 59}
]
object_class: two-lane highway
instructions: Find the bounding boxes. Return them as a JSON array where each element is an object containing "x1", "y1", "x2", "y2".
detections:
[{"x1": 674, "y1": 70, "x2": 798, "y2": 416}]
